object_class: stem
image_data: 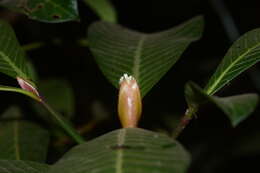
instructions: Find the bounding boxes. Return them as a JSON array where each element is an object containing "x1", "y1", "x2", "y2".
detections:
[
  {"x1": 173, "y1": 108, "x2": 196, "y2": 139},
  {"x1": 54, "y1": 120, "x2": 98, "y2": 146},
  {"x1": 22, "y1": 42, "x2": 44, "y2": 51},
  {"x1": 41, "y1": 101, "x2": 85, "y2": 144},
  {"x1": 15, "y1": 77, "x2": 84, "y2": 144},
  {"x1": 210, "y1": 0, "x2": 240, "y2": 42}
]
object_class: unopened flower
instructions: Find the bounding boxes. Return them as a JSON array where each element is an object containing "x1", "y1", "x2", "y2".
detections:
[
  {"x1": 118, "y1": 74, "x2": 142, "y2": 128},
  {"x1": 17, "y1": 77, "x2": 40, "y2": 98}
]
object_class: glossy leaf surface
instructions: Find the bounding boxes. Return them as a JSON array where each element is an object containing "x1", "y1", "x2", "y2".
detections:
[{"x1": 0, "y1": 0, "x2": 79, "y2": 23}]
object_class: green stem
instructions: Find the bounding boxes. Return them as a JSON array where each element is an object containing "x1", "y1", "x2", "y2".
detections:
[
  {"x1": 22, "y1": 42, "x2": 44, "y2": 51},
  {"x1": 0, "y1": 85, "x2": 41, "y2": 101},
  {"x1": 0, "y1": 82, "x2": 84, "y2": 144},
  {"x1": 173, "y1": 107, "x2": 196, "y2": 139},
  {"x1": 41, "y1": 101, "x2": 85, "y2": 144}
]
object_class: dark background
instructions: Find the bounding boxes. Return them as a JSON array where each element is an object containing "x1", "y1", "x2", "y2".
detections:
[{"x1": 0, "y1": 0, "x2": 260, "y2": 172}]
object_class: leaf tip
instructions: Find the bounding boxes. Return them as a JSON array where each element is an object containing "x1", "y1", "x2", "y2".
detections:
[
  {"x1": 232, "y1": 94, "x2": 259, "y2": 127},
  {"x1": 215, "y1": 93, "x2": 259, "y2": 127}
]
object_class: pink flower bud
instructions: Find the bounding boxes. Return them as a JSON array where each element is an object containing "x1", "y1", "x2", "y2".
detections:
[
  {"x1": 17, "y1": 77, "x2": 41, "y2": 99},
  {"x1": 118, "y1": 74, "x2": 142, "y2": 128}
]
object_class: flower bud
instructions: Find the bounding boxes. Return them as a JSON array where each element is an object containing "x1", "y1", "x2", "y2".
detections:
[
  {"x1": 17, "y1": 77, "x2": 41, "y2": 99},
  {"x1": 118, "y1": 74, "x2": 142, "y2": 128}
]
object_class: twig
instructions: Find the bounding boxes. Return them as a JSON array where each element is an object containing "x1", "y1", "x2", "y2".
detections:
[
  {"x1": 209, "y1": 0, "x2": 240, "y2": 42},
  {"x1": 173, "y1": 108, "x2": 194, "y2": 139}
]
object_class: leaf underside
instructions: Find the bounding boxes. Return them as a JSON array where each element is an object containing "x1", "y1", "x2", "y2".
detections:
[
  {"x1": 88, "y1": 16, "x2": 204, "y2": 97},
  {"x1": 0, "y1": 160, "x2": 49, "y2": 173},
  {"x1": 185, "y1": 82, "x2": 258, "y2": 126},
  {"x1": 48, "y1": 128, "x2": 190, "y2": 173},
  {"x1": 0, "y1": 107, "x2": 50, "y2": 162},
  {"x1": 205, "y1": 28, "x2": 260, "y2": 95},
  {"x1": 0, "y1": 0, "x2": 79, "y2": 23}
]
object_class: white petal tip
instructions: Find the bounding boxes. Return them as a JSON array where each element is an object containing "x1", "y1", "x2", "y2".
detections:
[{"x1": 119, "y1": 73, "x2": 135, "y2": 84}]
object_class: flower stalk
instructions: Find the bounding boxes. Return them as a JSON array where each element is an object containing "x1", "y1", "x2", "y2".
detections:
[{"x1": 17, "y1": 77, "x2": 85, "y2": 144}]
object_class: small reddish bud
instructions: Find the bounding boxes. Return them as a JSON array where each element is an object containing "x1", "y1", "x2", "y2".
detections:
[
  {"x1": 118, "y1": 74, "x2": 142, "y2": 128},
  {"x1": 17, "y1": 77, "x2": 40, "y2": 98}
]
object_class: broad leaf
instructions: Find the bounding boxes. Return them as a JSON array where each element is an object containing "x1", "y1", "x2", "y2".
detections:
[
  {"x1": 205, "y1": 28, "x2": 260, "y2": 95},
  {"x1": 84, "y1": 0, "x2": 117, "y2": 23},
  {"x1": 0, "y1": 20, "x2": 34, "y2": 82},
  {"x1": 185, "y1": 82, "x2": 258, "y2": 126},
  {"x1": 0, "y1": 160, "x2": 49, "y2": 173},
  {"x1": 33, "y1": 79, "x2": 75, "y2": 119},
  {"x1": 88, "y1": 16, "x2": 204, "y2": 97},
  {"x1": 0, "y1": 107, "x2": 50, "y2": 162},
  {"x1": 48, "y1": 128, "x2": 190, "y2": 173},
  {"x1": 0, "y1": 0, "x2": 79, "y2": 23}
]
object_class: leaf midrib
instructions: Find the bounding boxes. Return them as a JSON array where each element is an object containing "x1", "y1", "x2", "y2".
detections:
[
  {"x1": 132, "y1": 36, "x2": 146, "y2": 82},
  {"x1": 116, "y1": 129, "x2": 126, "y2": 173},
  {"x1": 206, "y1": 42, "x2": 260, "y2": 95},
  {"x1": 0, "y1": 51, "x2": 28, "y2": 79}
]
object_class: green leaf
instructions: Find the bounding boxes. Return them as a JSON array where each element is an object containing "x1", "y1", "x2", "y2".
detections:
[
  {"x1": 27, "y1": 61, "x2": 39, "y2": 82},
  {"x1": 33, "y1": 79, "x2": 75, "y2": 119},
  {"x1": 84, "y1": 0, "x2": 117, "y2": 23},
  {"x1": 0, "y1": 20, "x2": 34, "y2": 82},
  {"x1": 0, "y1": 22, "x2": 40, "y2": 100},
  {"x1": 205, "y1": 28, "x2": 260, "y2": 95},
  {"x1": 0, "y1": 0, "x2": 79, "y2": 23},
  {"x1": 214, "y1": 94, "x2": 258, "y2": 126},
  {"x1": 88, "y1": 16, "x2": 204, "y2": 97},
  {"x1": 48, "y1": 128, "x2": 190, "y2": 173},
  {"x1": 0, "y1": 85, "x2": 41, "y2": 101},
  {"x1": 185, "y1": 82, "x2": 258, "y2": 126},
  {"x1": 0, "y1": 160, "x2": 49, "y2": 173},
  {"x1": 0, "y1": 107, "x2": 50, "y2": 162}
]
